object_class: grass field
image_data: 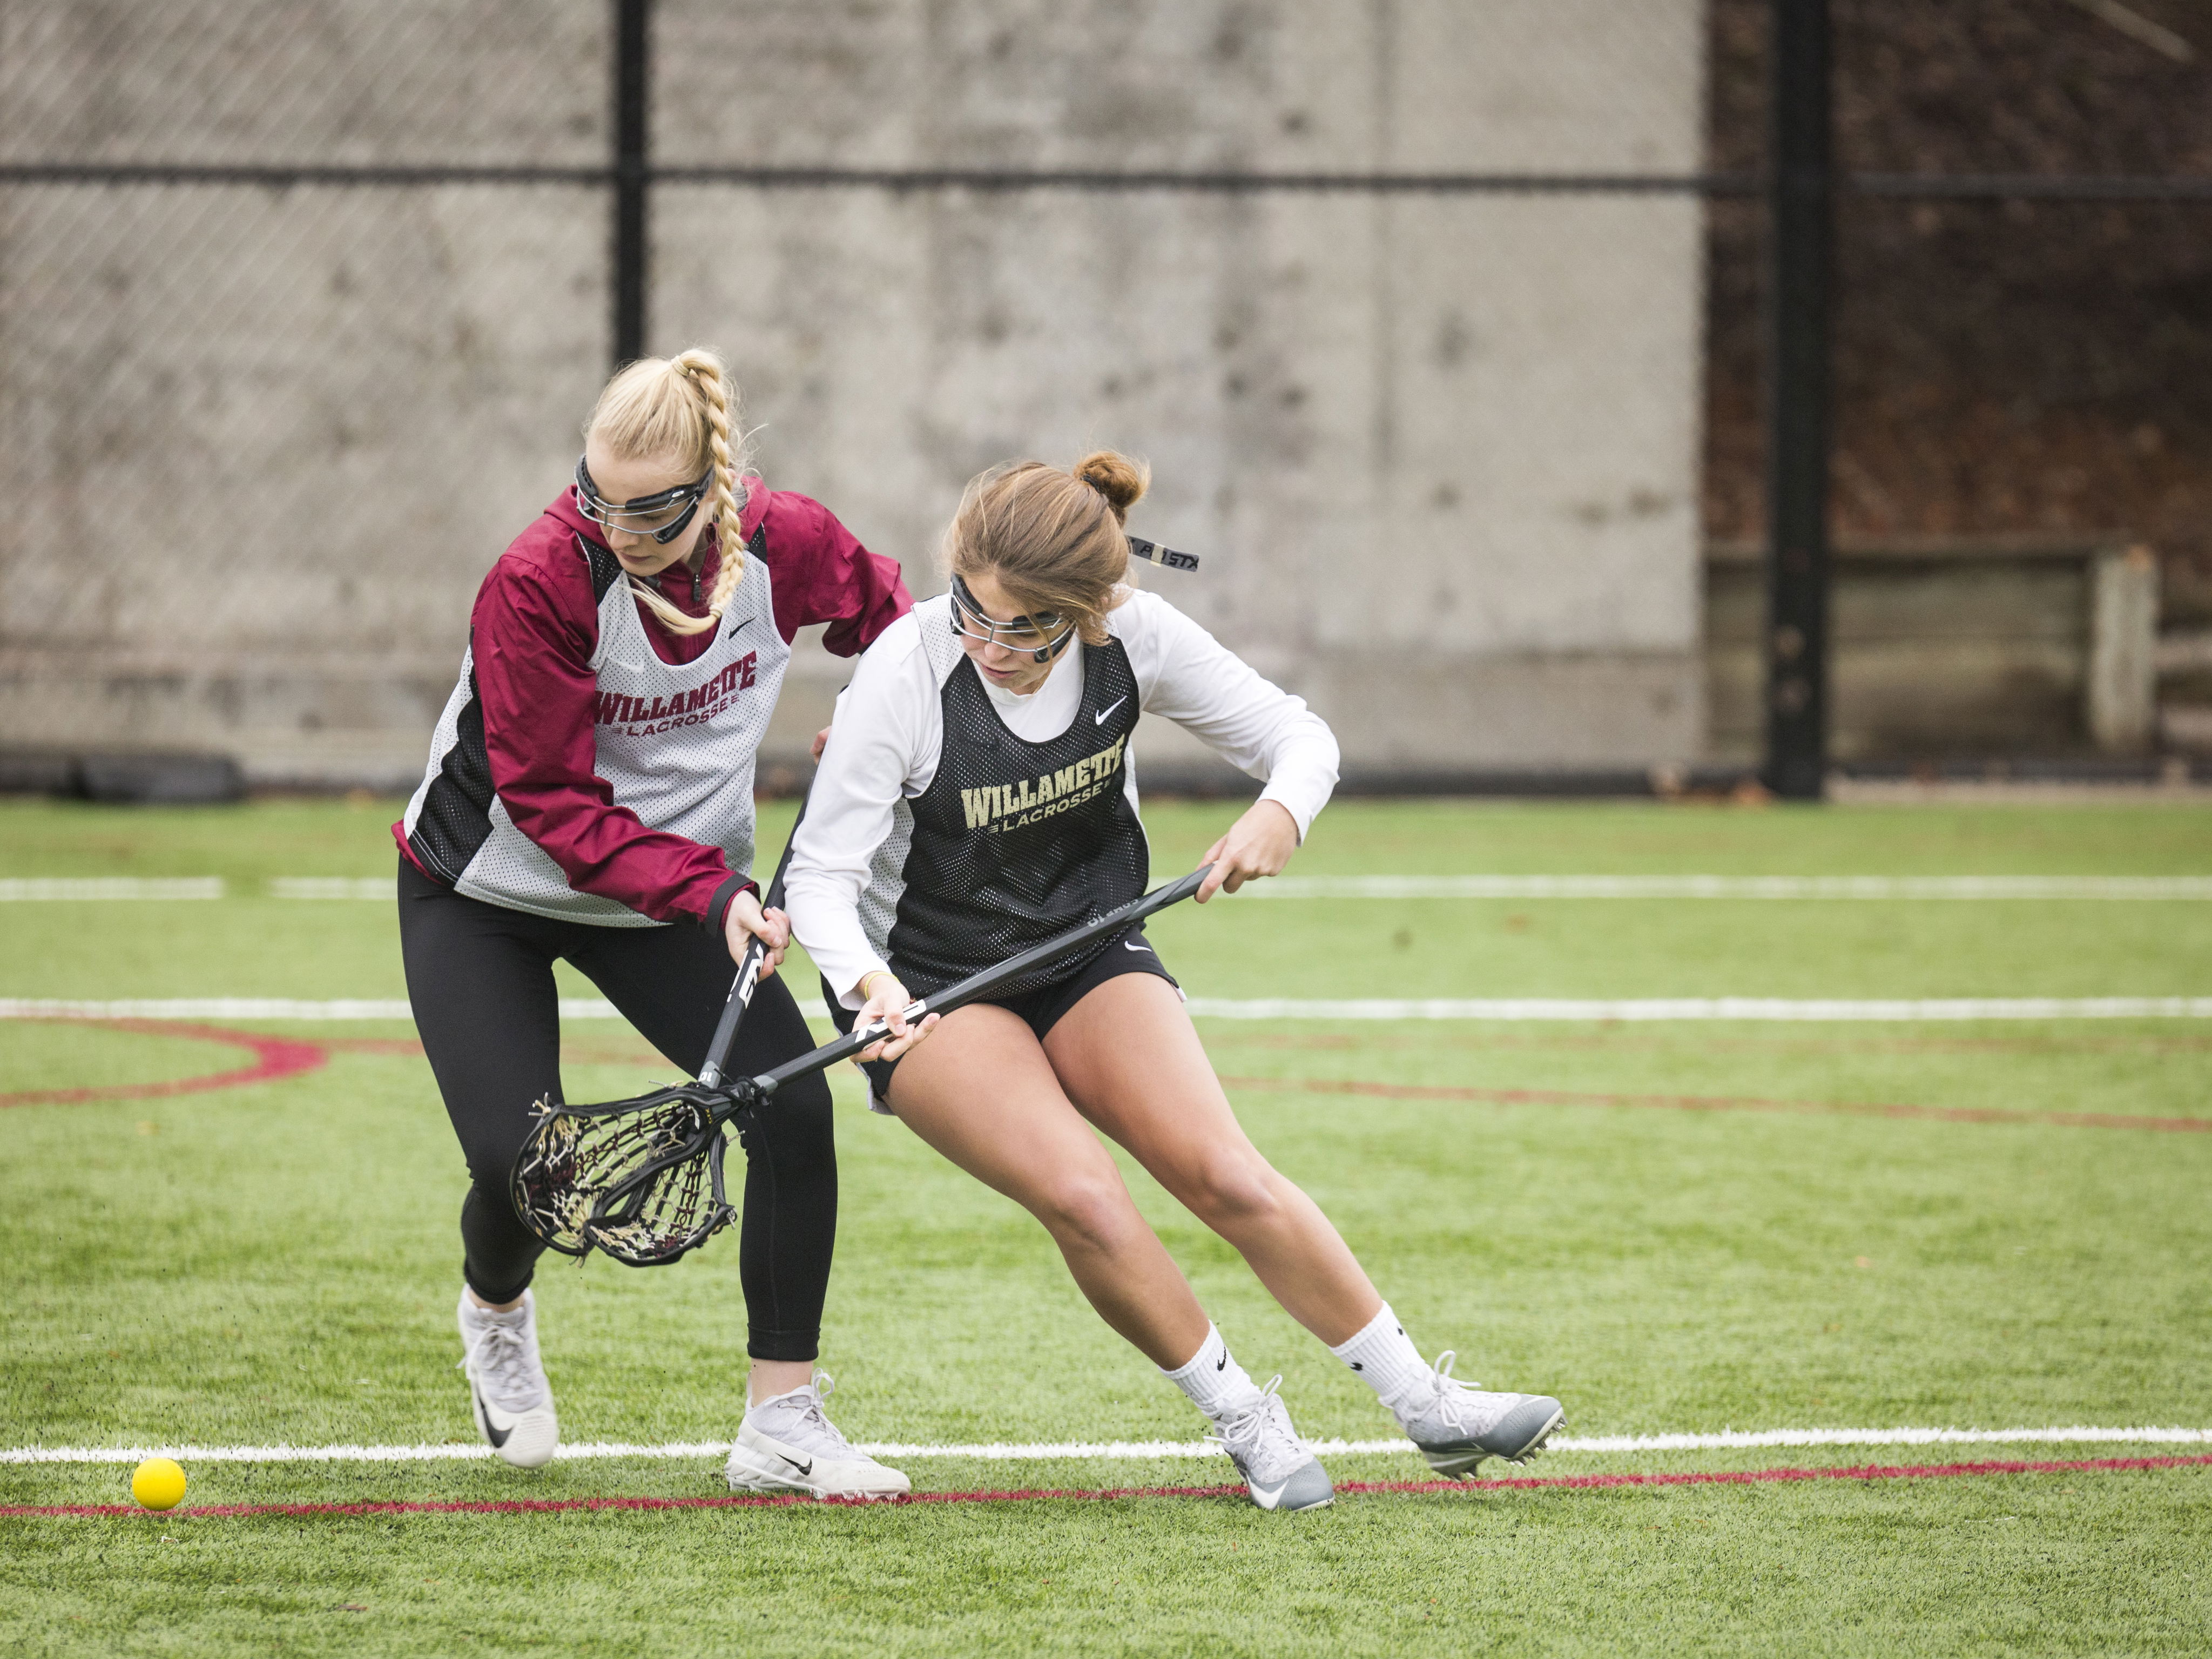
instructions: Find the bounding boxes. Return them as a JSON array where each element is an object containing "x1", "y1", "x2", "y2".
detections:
[{"x1": 3, "y1": 793, "x2": 2209, "y2": 1656}]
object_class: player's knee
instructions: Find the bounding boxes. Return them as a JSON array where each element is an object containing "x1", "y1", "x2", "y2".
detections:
[
  {"x1": 744, "y1": 1071, "x2": 835, "y2": 1166},
  {"x1": 463, "y1": 1147, "x2": 531, "y2": 1213},
  {"x1": 772, "y1": 1066, "x2": 834, "y2": 1123},
  {"x1": 1035, "y1": 1170, "x2": 1140, "y2": 1257},
  {"x1": 1179, "y1": 1152, "x2": 1281, "y2": 1229}
]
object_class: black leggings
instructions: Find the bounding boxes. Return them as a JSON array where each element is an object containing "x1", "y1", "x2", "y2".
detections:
[{"x1": 396, "y1": 857, "x2": 836, "y2": 1360}]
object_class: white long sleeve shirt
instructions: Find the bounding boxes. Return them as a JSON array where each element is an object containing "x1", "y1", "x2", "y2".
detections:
[{"x1": 787, "y1": 588, "x2": 1339, "y2": 1005}]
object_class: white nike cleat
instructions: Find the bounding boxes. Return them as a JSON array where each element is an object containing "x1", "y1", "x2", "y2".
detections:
[
  {"x1": 456, "y1": 1289, "x2": 559, "y2": 1470},
  {"x1": 1397, "y1": 1351, "x2": 1565, "y2": 1479},
  {"x1": 1209, "y1": 1377, "x2": 1334, "y2": 1512},
  {"x1": 726, "y1": 1372, "x2": 912, "y2": 1500}
]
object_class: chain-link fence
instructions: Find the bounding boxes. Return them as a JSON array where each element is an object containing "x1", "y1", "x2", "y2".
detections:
[
  {"x1": 1708, "y1": 0, "x2": 2212, "y2": 778},
  {"x1": 0, "y1": 2, "x2": 611, "y2": 786},
  {"x1": 2, "y1": 1, "x2": 2208, "y2": 791}
]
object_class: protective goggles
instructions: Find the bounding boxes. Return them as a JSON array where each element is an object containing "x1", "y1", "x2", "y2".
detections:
[
  {"x1": 949, "y1": 575, "x2": 1078, "y2": 663},
  {"x1": 574, "y1": 457, "x2": 713, "y2": 544}
]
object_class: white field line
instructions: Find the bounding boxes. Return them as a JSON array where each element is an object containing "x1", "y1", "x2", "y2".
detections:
[
  {"x1": 1183, "y1": 997, "x2": 2212, "y2": 1022},
  {"x1": 8, "y1": 997, "x2": 2212, "y2": 1024},
  {"x1": 1250, "y1": 875, "x2": 2212, "y2": 901},
  {"x1": 268, "y1": 878, "x2": 389, "y2": 900},
  {"x1": 0, "y1": 878, "x2": 224, "y2": 901},
  {"x1": 5, "y1": 1425, "x2": 2207, "y2": 1466}
]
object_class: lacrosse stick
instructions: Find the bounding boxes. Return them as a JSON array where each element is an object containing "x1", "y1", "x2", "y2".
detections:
[
  {"x1": 511, "y1": 863, "x2": 1215, "y2": 1266},
  {"x1": 509, "y1": 827, "x2": 800, "y2": 1267}
]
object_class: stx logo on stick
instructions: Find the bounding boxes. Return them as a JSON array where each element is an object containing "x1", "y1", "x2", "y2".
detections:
[
  {"x1": 594, "y1": 653, "x2": 758, "y2": 732},
  {"x1": 961, "y1": 736, "x2": 1127, "y2": 833}
]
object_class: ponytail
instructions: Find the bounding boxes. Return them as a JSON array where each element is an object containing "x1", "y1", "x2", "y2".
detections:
[{"x1": 942, "y1": 450, "x2": 1150, "y2": 646}]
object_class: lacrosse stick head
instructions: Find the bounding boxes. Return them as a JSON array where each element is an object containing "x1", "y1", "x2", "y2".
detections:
[{"x1": 509, "y1": 1080, "x2": 759, "y2": 1267}]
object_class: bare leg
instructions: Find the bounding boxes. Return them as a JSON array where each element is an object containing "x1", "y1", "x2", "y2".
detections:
[
  {"x1": 886, "y1": 1003, "x2": 1212, "y2": 1368},
  {"x1": 1044, "y1": 974, "x2": 1383, "y2": 1347},
  {"x1": 747, "y1": 1361, "x2": 814, "y2": 1404}
]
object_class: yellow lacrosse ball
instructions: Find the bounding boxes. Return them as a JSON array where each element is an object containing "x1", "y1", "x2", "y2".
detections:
[{"x1": 131, "y1": 1458, "x2": 187, "y2": 1511}]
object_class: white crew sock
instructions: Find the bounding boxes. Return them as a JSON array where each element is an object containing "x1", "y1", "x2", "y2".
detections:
[
  {"x1": 1160, "y1": 1324, "x2": 1265, "y2": 1421},
  {"x1": 1328, "y1": 1303, "x2": 1432, "y2": 1412}
]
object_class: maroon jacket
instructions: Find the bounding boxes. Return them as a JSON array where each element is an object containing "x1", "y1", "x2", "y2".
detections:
[{"x1": 394, "y1": 478, "x2": 909, "y2": 928}]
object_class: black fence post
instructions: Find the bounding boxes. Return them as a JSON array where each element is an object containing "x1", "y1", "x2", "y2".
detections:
[
  {"x1": 611, "y1": 0, "x2": 651, "y2": 368},
  {"x1": 1762, "y1": 0, "x2": 1833, "y2": 799}
]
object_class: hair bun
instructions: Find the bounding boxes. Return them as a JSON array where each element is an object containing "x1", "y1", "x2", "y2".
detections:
[{"x1": 1073, "y1": 450, "x2": 1150, "y2": 521}]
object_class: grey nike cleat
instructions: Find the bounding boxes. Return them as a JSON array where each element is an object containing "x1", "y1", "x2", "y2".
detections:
[
  {"x1": 725, "y1": 1372, "x2": 911, "y2": 1500},
  {"x1": 457, "y1": 1289, "x2": 559, "y2": 1470},
  {"x1": 1209, "y1": 1378, "x2": 1334, "y2": 1512},
  {"x1": 1398, "y1": 1350, "x2": 1565, "y2": 1478}
]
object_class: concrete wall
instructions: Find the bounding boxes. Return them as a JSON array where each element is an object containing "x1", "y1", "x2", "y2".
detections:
[
  {"x1": 1704, "y1": 541, "x2": 2161, "y2": 762},
  {"x1": 658, "y1": 0, "x2": 1710, "y2": 780},
  {"x1": 0, "y1": 2, "x2": 610, "y2": 787},
  {"x1": 0, "y1": 0, "x2": 1708, "y2": 787}
]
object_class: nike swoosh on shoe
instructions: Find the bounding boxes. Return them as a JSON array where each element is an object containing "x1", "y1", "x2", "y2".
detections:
[
  {"x1": 474, "y1": 1385, "x2": 514, "y2": 1448},
  {"x1": 1245, "y1": 1465, "x2": 1334, "y2": 1512}
]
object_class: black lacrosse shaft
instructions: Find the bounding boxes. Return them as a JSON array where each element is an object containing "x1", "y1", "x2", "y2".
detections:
[
  {"x1": 695, "y1": 827, "x2": 802, "y2": 1090},
  {"x1": 736, "y1": 864, "x2": 1214, "y2": 1104}
]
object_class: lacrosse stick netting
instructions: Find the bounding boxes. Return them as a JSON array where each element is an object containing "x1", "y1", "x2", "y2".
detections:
[{"x1": 510, "y1": 1086, "x2": 737, "y2": 1265}]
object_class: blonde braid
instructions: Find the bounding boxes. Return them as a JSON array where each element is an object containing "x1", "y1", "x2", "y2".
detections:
[
  {"x1": 588, "y1": 348, "x2": 748, "y2": 637},
  {"x1": 627, "y1": 577, "x2": 714, "y2": 636},
  {"x1": 673, "y1": 349, "x2": 747, "y2": 623}
]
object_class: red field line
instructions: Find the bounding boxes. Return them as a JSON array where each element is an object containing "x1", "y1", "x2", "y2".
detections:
[
  {"x1": 1219, "y1": 1074, "x2": 2212, "y2": 1135},
  {"x1": 0, "y1": 1020, "x2": 327, "y2": 1109},
  {"x1": 10, "y1": 1021, "x2": 2201, "y2": 1132},
  {"x1": 8, "y1": 1453, "x2": 2206, "y2": 1521}
]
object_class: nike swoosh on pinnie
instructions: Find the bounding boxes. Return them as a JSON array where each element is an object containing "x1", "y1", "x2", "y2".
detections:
[
  {"x1": 1124, "y1": 940, "x2": 1153, "y2": 954},
  {"x1": 1094, "y1": 696, "x2": 1127, "y2": 723}
]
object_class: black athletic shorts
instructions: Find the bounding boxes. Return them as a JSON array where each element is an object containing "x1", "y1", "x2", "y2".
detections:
[{"x1": 824, "y1": 924, "x2": 1179, "y2": 1111}]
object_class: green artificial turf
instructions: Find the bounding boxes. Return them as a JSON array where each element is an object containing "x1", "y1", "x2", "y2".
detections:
[{"x1": 2, "y1": 794, "x2": 2209, "y2": 1656}]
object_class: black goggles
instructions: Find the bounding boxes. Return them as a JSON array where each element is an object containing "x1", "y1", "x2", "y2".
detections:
[
  {"x1": 949, "y1": 575, "x2": 1078, "y2": 663},
  {"x1": 574, "y1": 457, "x2": 713, "y2": 544}
]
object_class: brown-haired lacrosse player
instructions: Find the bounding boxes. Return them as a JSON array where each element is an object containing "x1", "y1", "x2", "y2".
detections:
[
  {"x1": 785, "y1": 451, "x2": 1566, "y2": 1512},
  {"x1": 394, "y1": 348, "x2": 916, "y2": 1496}
]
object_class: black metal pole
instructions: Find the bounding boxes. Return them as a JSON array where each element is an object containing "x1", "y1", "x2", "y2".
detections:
[
  {"x1": 1761, "y1": 0, "x2": 1833, "y2": 799},
  {"x1": 611, "y1": 0, "x2": 650, "y2": 368}
]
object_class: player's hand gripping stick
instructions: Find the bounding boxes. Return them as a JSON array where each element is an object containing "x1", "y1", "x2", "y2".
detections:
[
  {"x1": 696, "y1": 839, "x2": 799, "y2": 1090},
  {"x1": 751, "y1": 863, "x2": 1213, "y2": 1091},
  {"x1": 510, "y1": 865, "x2": 1214, "y2": 1266}
]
